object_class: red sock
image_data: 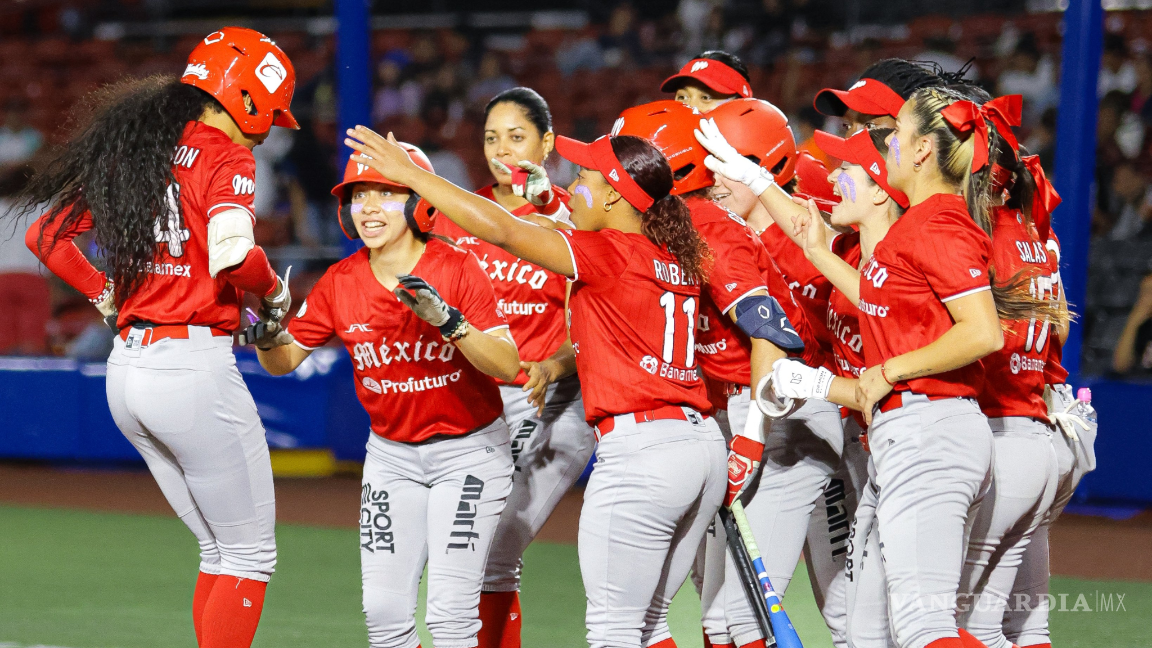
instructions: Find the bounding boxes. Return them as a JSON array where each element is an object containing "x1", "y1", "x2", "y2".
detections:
[
  {"x1": 193, "y1": 571, "x2": 220, "y2": 646},
  {"x1": 648, "y1": 640, "x2": 677, "y2": 648},
  {"x1": 704, "y1": 630, "x2": 735, "y2": 648},
  {"x1": 200, "y1": 575, "x2": 267, "y2": 648},
  {"x1": 958, "y1": 629, "x2": 990, "y2": 648},
  {"x1": 737, "y1": 641, "x2": 767, "y2": 648},
  {"x1": 477, "y1": 591, "x2": 522, "y2": 648},
  {"x1": 924, "y1": 638, "x2": 964, "y2": 648}
]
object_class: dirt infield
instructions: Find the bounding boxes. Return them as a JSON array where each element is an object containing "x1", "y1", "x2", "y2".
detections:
[{"x1": 0, "y1": 462, "x2": 1145, "y2": 582}]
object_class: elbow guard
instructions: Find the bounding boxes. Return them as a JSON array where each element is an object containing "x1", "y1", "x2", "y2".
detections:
[
  {"x1": 207, "y1": 208, "x2": 256, "y2": 278},
  {"x1": 733, "y1": 295, "x2": 805, "y2": 354}
]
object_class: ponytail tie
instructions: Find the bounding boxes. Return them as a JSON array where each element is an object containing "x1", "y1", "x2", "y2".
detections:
[
  {"x1": 940, "y1": 95, "x2": 1023, "y2": 172},
  {"x1": 1022, "y1": 154, "x2": 1061, "y2": 241}
]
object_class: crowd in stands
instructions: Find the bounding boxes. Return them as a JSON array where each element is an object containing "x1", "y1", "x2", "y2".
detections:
[{"x1": 3, "y1": 1, "x2": 1152, "y2": 378}]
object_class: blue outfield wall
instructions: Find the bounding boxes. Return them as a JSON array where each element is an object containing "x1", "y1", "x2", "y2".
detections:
[{"x1": 0, "y1": 353, "x2": 1146, "y2": 505}]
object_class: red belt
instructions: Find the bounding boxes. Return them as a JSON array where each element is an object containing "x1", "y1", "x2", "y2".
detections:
[
  {"x1": 877, "y1": 392, "x2": 952, "y2": 414},
  {"x1": 594, "y1": 405, "x2": 708, "y2": 440},
  {"x1": 119, "y1": 325, "x2": 231, "y2": 347}
]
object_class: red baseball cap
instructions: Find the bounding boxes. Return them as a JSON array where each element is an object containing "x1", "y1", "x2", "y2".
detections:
[
  {"x1": 813, "y1": 78, "x2": 906, "y2": 119},
  {"x1": 555, "y1": 135, "x2": 655, "y2": 212},
  {"x1": 791, "y1": 152, "x2": 840, "y2": 212},
  {"x1": 661, "y1": 58, "x2": 752, "y2": 99},
  {"x1": 813, "y1": 129, "x2": 908, "y2": 208}
]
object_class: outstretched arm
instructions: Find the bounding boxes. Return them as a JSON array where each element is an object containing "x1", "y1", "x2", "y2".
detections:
[
  {"x1": 793, "y1": 199, "x2": 861, "y2": 304},
  {"x1": 345, "y1": 127, "x2": 575, "y2": 278}
]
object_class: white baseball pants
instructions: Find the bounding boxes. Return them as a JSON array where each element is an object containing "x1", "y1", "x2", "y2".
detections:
[{"x1": 360, "y1": 419, "x2": 513, "y2": 648}]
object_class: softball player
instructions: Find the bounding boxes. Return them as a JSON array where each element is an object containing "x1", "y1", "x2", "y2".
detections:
[
  {"x1": 613, "y1": 100, "x2": 812, "y2": 648},
  {"x1": 694, "y1": 103, "x2": 873, "y2": 648},
  {"x1": 257, "y1": 148, "x2": 520, "y2": 648},
  {"x1": 434, "y1": 87, "x2": 594, "y2": 648},
  {"x1": 345, "y1": 125, "x2": 797, "y2": 648},
  {"x1": 1003, "y1": 171, "x2": 1098, "y2": 648},
  {"x1": 662, "y1": 50, "x2": 753, "y2": 113},
  {"x1": 771, "y1": 126, "x2": 910, "y2": 648},
  {"x1": 812, "y1": 58, "x2": 944, "y2": 135},
  {"x1": 21, "y1": 27, "x2": 296, "y2": 648}
]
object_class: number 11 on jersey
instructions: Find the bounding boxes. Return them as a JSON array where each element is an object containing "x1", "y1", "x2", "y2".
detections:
[{"x1": 659, "y1": 291, "x2": 697, "y2": 368}]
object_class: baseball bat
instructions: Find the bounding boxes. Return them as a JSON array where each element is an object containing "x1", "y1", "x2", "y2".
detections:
[
  {"x1": 719, "y1": 507, "x2": 778, "y2": 647},
  {"x1": 729, "y1": 498, "x2": 805, "y2": 648}
]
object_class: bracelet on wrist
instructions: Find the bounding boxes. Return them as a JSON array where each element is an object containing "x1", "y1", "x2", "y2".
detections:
[
  {"x1": 442, "y1": 316, "x2": 470, "y2": 342},
  {"x1": 91, "y1": 282, "x2": 114, "y2": 306},
  {"x1": 880, "y1": 362, "x2": 896, "y2": 386}
]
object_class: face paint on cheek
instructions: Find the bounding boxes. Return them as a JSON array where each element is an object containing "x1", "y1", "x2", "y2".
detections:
[
  {"x1": 890, "y1": 137, "x2": 901, "y2": 167},
  {"x1": 837, "y1": 174, "x2": 858, "y2": 202},
  {"x1": 350, "y1": 204, "x2": 364, "y2": 215},
  {"x1": 380, "y1": 202, "x2": 406, "y2": 212},
  {"x1": 573, "y1": 185, "x2": 594, "y2": 209}
]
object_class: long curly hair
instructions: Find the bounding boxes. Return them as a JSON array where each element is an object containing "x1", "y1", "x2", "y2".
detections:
[
  {"x1": 14, "y1": 75, "x2": 220, "y2": 304},
  {"x1": 611, "y1": 135, "x2": 712, "y2": 283}
]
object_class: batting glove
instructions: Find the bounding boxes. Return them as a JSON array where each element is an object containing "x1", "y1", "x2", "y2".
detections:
[
  {"x1": 261, "y1": 265, "x2": 293, "y2": 323},
  {"x1": 394, "y1": 274, "x2": 468, "y2": 340},
  {"x1": 725, "y1": 435, "x2": 764, "y2": 508},
  {"x1": 694, "y1": 117, "x2": 777, "y2": 196},
  {"x1": 239, "y1": 318, "x2": 295, "y2": 350},
  {"x1": 772, "y1": 358, "x2": 834, "y2": 400}
]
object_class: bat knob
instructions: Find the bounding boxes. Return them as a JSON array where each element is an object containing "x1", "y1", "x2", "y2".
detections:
[{"x1": 754, "y1": 374, "x2": 804, "y2": 419}]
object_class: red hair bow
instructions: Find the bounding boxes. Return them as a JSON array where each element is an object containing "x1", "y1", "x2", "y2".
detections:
[
  {"x1": 940, "y1": 95, "x2": 1023, "y2": 172},
  {"x1": 1021, "y1": 154, "x2": 1061, "y2": 241}
]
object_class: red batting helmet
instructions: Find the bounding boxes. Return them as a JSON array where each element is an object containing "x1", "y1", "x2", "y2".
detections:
[
  {"x1": 331, "y1": 142, "x2": 436, "y2": 240},
  {"x1": 181, "y1": 27, "x2": 298, "y2": 135},
  {"x1": 706, "y1": 98, "x2": 798, "y2": 185},
  {"x1": 611, "y1": 100, "x2": 712, "y2": 195},
  {"x1": 791, "y1": 152, "x2": 841, "y2": 212}
]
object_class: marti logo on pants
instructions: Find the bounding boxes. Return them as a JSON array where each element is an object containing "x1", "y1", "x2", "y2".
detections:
[{"x1": 448, "y1": 475, "x2": 485, "y2": 551}]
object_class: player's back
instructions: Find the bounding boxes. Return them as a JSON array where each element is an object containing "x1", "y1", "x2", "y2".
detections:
[{"x1": 119, "y1": 122, "x2": 257, "y2": 331}]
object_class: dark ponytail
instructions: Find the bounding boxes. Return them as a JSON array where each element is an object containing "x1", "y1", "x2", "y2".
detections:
[
  {"x1": 14, "y1": 75, "x2": 220, "y2": 304},
  {"x1": 610, "y1": 135, "x2": 711, "y2": 283}
]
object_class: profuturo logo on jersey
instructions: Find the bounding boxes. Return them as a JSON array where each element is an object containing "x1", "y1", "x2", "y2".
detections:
[
  {"x1": 448, "y1": 475, "x2": 485, "y2": 551},
  {"x1": 640, "y1": 355, "x2": 660, "y2": 374},
  {"x1": 362, "y1": 376, "x2": 383, "y2": 394},
  {"x1": 694, "y1": 338, "x2": 728, "y2": 355},
  {"x1": 255, "y1": 52, "x2": 288, "y2": 93}
]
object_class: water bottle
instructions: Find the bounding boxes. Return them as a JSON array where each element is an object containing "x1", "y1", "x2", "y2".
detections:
[{"x1": 1075, "y1": 387, "x2": 1097, "y2": 425}]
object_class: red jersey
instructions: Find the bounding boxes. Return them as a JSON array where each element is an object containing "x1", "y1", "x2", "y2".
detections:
[
  {"x1": 435, "y1": 184, "x2": 570, "y2": 385},
  {"x1": 1044, "y1": 232, "x2": 1069, "y2": 385},
  {"x1": 977, "y1": 208, "x2": 1056, "y2": 419},
  {"x1": 759, "y1": 223, "x2": 834, "y2": 351},
  {"x1": 687, "y1": 196, "x2": 769, "y2": 387},
  {"x1": 858, "y1": 193, "x2": 993, "y2": 399},
  {"x1": 288, "y1": 240, "x2": 508, "y2": 442},
  {"x1": 826, "y1": 233, "x2": 865, "y2": 379},
  {"x1": 559, "y1": 227, "x2": 712, "y2": 423},
  {"x1": 31, "y1": 123, "x2": 262, "y2": 331}
]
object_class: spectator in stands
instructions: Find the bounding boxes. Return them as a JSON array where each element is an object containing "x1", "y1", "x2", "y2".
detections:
[
  {"x1": 1099, "y1": 33, "x2": 1137, "y2": 99},
  {"x1": 1112, "y1": 273, "x2": 1152, "y2": 375},
  {"x1": 1023, "y1": 106, "x2": 1058, "y2": 171},
  {"x1": 468, "y1": 51, "x2": 517, "y2": 111},
  {"x1": 599, "y1": 3, "x2": 645, "y2": 68},
  {"x1": 1130, "y1": 54, "x2": 1152, "y2": 127},
  {"x1": 996, "y1": 33, "x2": 1056, "y2": 127},
  {"x1": 0, "y1": 165, "x2": 49, "y2": 355},
  {"x1": 555, "y1": 29, "x2": 604, "y2": 77},
  {"x1": 1101, "y1": 162, "x2": 1152, "y2": 241},
  {"x1": 0, "y1": 101, "x2": 43, "y2": 170},
  {"x1": 745, "y1": 0, "x2": 794, "y2": 65},
  {"x1": 372, "y1": 57, "x2": 409, "y2": 123}
]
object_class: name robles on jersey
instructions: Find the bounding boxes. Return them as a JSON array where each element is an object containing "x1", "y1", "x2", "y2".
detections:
[{"x1": 288, "y1": 240, "x2": 508, "y2": 442}]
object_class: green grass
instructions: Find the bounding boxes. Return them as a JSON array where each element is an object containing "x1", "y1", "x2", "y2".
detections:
[{"x1": 0, "y1": 505, "x2": 1147, "y2": 648}]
